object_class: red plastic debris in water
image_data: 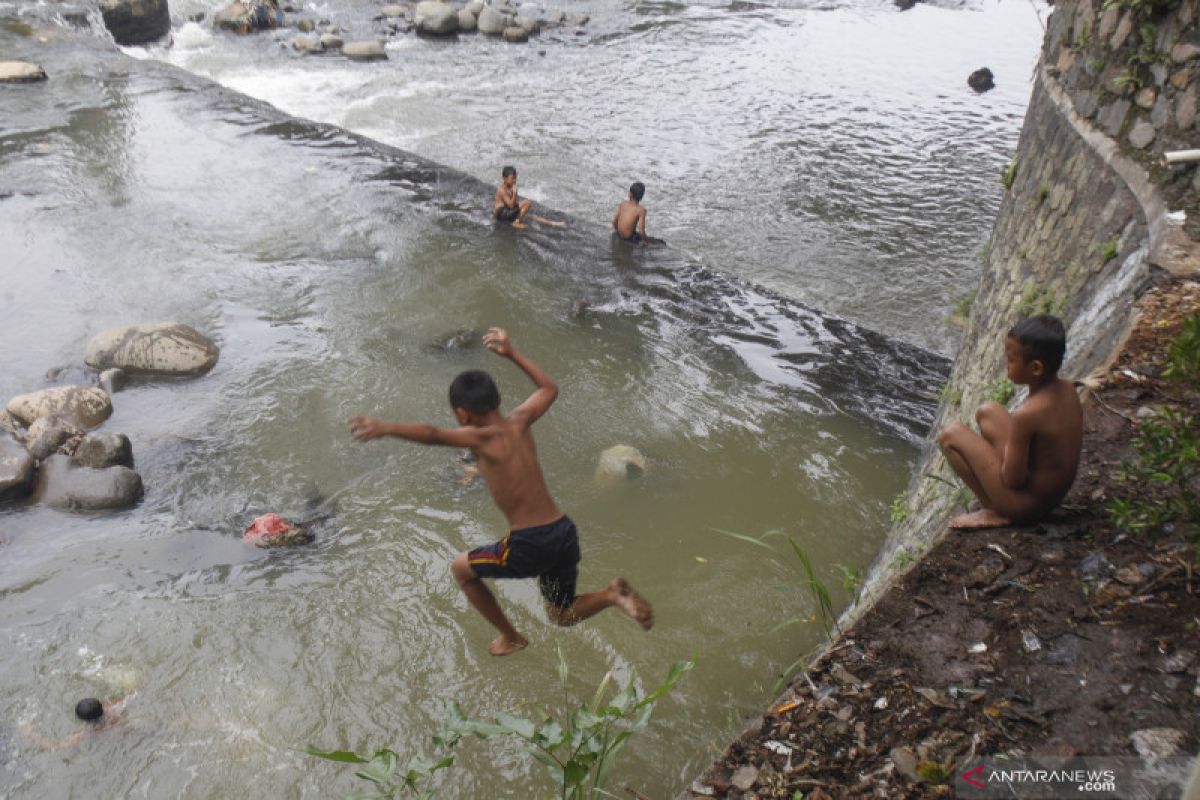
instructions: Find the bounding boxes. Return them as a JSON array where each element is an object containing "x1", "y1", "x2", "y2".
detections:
[{"x1": 243, "y1": 513, "x2": 293, "y2": 543}]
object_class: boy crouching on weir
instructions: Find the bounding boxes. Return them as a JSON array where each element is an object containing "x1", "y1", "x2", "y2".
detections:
[
  {"x1": 938, "y1": 314, "x2": 1083, "y2": 530},
  {"x1": 349, "y1": 327, "x2": 653, "y2": 656}
]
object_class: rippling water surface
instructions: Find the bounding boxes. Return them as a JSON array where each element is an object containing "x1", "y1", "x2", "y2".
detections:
[{"x1": 0, "y1": 1, "x2": 1040, "y2": 796}]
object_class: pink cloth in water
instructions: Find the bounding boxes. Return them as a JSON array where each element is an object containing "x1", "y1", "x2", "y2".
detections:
[{"x1": 243, "y1": 513, "x2": 293, "y2": 543}]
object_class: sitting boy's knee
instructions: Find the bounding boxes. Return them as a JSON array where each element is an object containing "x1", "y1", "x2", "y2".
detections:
[
  {"x1": 450, "y1": 553, "x2": 475, "y2": 586},
  {"x1": 938, "y1": 422, "x2": 964, "y2": 448},
  {"x1": 976, "y1": 401, "x2": 1004, "y2": 423}
]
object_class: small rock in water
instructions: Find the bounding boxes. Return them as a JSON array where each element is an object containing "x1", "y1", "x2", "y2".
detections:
[
  {"x1": 320, "y1": 33, "x2": 344, "y2": 49},
  {"x1": 7, "y1": 385, "x2": 113, "y2": 429},
  {"x1": 243, "y1": 513, "x2": 313, "y2": 547},
  {"x1": 99, "y1": 368, "x2": 129, "y2": 394},
  {"x1": 502, "y1": 25, "x2": 529, "y2": 42},
  {"x1": 968, "y1": 67, "x2": 995, "y2": 93},
  {"x1": 0, "y1": 62, "x2": 50, "y2": 84},
  {"x1": 296, "y1": 18, "x2": 315, "y2": 32},
  {"x1": 0, "y1": 433, "x2": 36, "y2": 500},
  {"x1": 24, "y1": 416, "x2": 85, "y2": 461},
  {"x1": 74, "y1": 432, "x2": 133, "y2": 469},
  {"x1": 35, "y1": 454, "x2": 143, "y2": 511},
  {"x1": 100, "y1": 0, "x2": 171, "y2": 45},
  {"x1": 342, "y1": 40, "x2": 388, "y2": 60},
  {"x1": 293, "y1": 35, "x2": 323, "y2": 52},
  {"x1": 1021, "y1": 629, "x2": 1041, "y2": 653}
]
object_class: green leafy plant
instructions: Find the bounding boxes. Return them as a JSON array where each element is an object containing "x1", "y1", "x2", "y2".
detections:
[
  {"x1": 985, "y1": 376, "x2": 1016, "y2": 406},
  {"x1": 1163, "y1": 313, "x2": 1200, "y2": 387},
  {"x1": 1073, "y1": 21, "x2": 1091, "y2": 51},
  {"x1": 1113, "y1": 66, "x2": 1144, "y2": 91},
  {"x1": 716, "y1": 529, "x2": 839, "y2": 641},
  {"x1": 948, "y1": 290, "x2": 977, "y2": 327},
  {"x1": 890, "y1": 492, "x2": 910, "y2": 522},
  {"x1": 1036, "y1": 183, "x2": 1051, "y2": 205},
  {"x1": 1098, "y1": 238, "x2": 1119, "y2": 263},
  {"x1": 836, "y1": 564, "x2": 864, "y2": 605},
  {"x1": 1014, "y1": 282, "x2": 1063, "y2": 318},
  {"x1": 1106, "y1": 407, "x2": 1199, "y2": 545},
  {"x1": 310, "y1": 650, "x2": 696, "y2": 800},
  {"x1": 888, "y1": 546, "x2": 915, "y2": 572},
  {"x1": 308, "y1": 730, "x2": 459, "y2": 798},
  {"x1": 1000, "y1": 156, "x2": 1019, "y2": 191}
]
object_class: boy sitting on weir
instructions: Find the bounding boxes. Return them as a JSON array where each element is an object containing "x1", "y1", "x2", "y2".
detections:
[
  {"x1": 938, "y1": 314, "x2": 1083, "y2": 530},
  {"x1": 612, "y1": 181, "x2": 658, "y2": 245},
  {"x1": 493, "y1": 166, "x2": 565, "y2": 230},
  {"x1": 349, "y1": 327, "x2": 652, "y2": 656}
]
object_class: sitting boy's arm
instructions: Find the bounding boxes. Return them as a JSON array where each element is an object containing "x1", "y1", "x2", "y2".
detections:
[
  {"x1": 483, "y1": 327, "x2": 558, "y2": 426},
  {"x1": 349, "y1": 416, "x2": 486, "y2": 448},
  {"x1": 1000, "y1": 411, "x2": 1034, "y2": 489},
  {"x1": 494, "y1": 188, "x2": 504, "y2": 213},
  {"x1": 638, "y1": 208, "x2": 648, "y2": 240}
]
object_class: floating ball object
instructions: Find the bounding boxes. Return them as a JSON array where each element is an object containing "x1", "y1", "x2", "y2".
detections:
[
  {"x1": 595, "y1": 445, "x2": 647, "y2": 482},
  {"x1": 243, "y1": 513, "x2": 312, "y2": 547}
]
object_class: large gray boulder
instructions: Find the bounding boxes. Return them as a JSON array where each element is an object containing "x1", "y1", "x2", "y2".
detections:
[
  {"x1": 74, "y1": 432, "x2": 134, "y2": 469},
  {"x1": 465, "y1": 0, "x2": 484, "y2": 14},
  {"x1": 0, "y1": 433, "x2": 35, "y2": 501},
  {"x1": 477, "y1": 6, "x2": 511, "y2": 34},
  {"x1": 7, "y1": 386, "x2": 113, "y2": 429},
  {"x1": 24, "y1": 416, "x2": 85, "y2": 461},
  {"x1": 36, "y1": 454, "x2": 143, "y2": 511},
  {"x1": 0, "y1": 61, "x2": 48, "y2": 83},
  {"x1": 85, "y1": 322, "x2": 219, "y2": 377},
  {"x1": 100, "y1": 0, "x2": 171, "y2": 45},
  {"x1": 502, "y1": 25, "x2": 528, "y2": 42},
  {"x1": 341, "y1": 40, "x2": 388, "y2": 60},
  {"x1": 457, "y1": 8, "x2": 477, "y2": 31},
  {"x1": 415, "y1": 1, "x2": 458, "y2": 34}
]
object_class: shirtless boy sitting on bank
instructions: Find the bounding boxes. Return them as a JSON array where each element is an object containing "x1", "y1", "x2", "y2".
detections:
[
  {"x1": 349, "y1": 327, "x2": 652, "y2": 656},
  {"x1": 938, "y1": 314, "x2": 1083, "y2": 530}
]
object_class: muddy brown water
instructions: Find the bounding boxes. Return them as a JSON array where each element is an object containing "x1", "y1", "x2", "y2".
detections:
[{"x1": 0, "y1": 0, "x2": 1043, "y2": 795}]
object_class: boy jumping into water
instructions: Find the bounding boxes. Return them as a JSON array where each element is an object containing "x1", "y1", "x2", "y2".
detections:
[
  {"x1": 612, "y1": 181, "x2": 657, "y2": 244},
  {"x1": 938, "y1": 314, "x2": 1083, "y2": 529},
  {"x1": 493, "y1": 166, "x2": 564, "y2": 230},
  {"x1": 349, "y1": 327, "x2": 653, "y2": 656}
]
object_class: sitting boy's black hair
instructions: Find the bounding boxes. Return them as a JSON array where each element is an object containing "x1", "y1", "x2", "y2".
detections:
[
  {"x1": 629, "y1": 182, "x2": 645, "y2": 202},
  {"x1": 449, "y1": 370, "x2": 500, "y2": 414},
  {"x1": 502, "y1": 165, "x2": 516, "y2": 179},
  {"x1": 1009, "y1": 314, "x2": 1066, "y2": 374},
  {"x1": 75, "y1": 698, "x2": 103, "y2": 722}
]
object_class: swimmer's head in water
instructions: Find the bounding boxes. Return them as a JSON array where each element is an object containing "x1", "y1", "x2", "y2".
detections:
[
  {"x1": 501, "y1": 165, "x2": 516, "y2": 181},
  {"x1": 1008, "y1": 314, "x2": 1065, "y2": 376},
  {"x1": 629, "y1": 182, "x2": 645, "y2": 202},
  {"x1": 75, "y1": 698, "x2": 103, "y2": 722},
  {"x1": 449, "y1": 370, "x2": 500, "y2": 420}
]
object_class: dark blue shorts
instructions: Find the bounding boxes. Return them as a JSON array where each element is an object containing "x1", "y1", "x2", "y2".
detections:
[{"x1": 467, "y1": 516, "x2": 581, "y2": 608}]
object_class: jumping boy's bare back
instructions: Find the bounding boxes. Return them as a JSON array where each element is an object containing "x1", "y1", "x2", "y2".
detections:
[
  {"x1": 349, "y1": 328, "x2": 652, "y2": 656},
  {"x1": 939, "y1": 314, "x2": 1083, "y2": 529}
]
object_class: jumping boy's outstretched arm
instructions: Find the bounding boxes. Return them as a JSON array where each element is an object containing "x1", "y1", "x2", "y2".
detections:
[
  {"x1": 483, "y1": 327, "x2": 557, "y2": 426},
  {"x1": 349, "y1": 416, "x2": 487, "y2": 448}
]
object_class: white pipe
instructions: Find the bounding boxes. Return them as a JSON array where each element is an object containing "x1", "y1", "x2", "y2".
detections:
[{"x1": 1164, "y1": 149, "x2": 1200, "y2": 164}]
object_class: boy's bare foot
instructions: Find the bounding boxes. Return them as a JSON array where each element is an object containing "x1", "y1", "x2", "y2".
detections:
[
  {"x1": 511, "y1": 220, "x2": 528, "y2": 229},
  {"x1": 488, "y1": 634, "x2": 529, "y2": 656},
  {"x1": 611, "y1": 578, "x2": 654, "y2": 631},
  {"x1": 948, "y1": 509, "x2": 1013, "y2": 530}
]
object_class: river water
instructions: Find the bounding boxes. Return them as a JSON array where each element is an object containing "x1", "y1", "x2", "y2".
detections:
[{"x1": 0, "y1": 0, "x2": 1040, "y2": 797}]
